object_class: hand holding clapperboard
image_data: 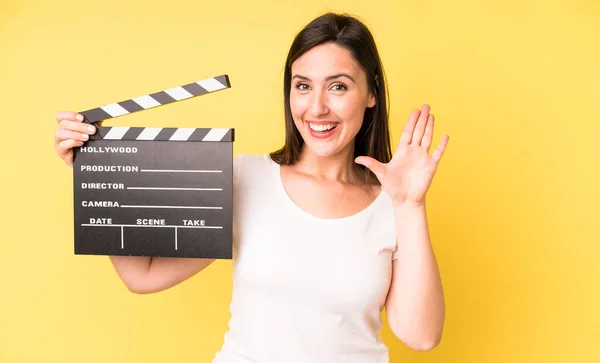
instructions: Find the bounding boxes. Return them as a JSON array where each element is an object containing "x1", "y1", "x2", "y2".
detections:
[{"x1": 72, "y1": 75, "x2": 234, "y2": 259}]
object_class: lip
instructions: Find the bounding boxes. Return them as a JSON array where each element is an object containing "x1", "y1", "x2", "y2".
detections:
[{"x1": 306, "y1": 120, "x2": 339, "y2": 139}]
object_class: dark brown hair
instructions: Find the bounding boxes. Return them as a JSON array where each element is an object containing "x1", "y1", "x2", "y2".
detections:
[{"x1": 270, "y1": 12, "x2": 392, "y2": 184}]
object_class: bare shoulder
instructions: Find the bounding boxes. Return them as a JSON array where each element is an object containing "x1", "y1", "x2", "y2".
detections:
[{"x1": 234, "y1": 153, "x2": 276, "y2": 183}]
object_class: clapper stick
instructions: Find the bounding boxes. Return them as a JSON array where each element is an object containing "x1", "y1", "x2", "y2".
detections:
[
  {"x1": 73, "y1": 74, "x2": 234, "y2": 259},
  {"x1": 79, "y1": 74, "x2": 231, "y2": 125}
]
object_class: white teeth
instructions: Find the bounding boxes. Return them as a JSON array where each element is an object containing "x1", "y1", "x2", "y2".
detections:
[{"x1": 309, "y1": 123, "x2": 336, "y2": 132}]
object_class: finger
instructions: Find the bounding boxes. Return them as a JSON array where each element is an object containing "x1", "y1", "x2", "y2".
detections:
[
  {"x1": 399, "y1": 109, "x2": 420, "y2": 145},
  {"x1": 55, "y1": 129, "x2": 90, "y2": 144},
  {"x1": 56, "y1": 111, "x2": 83, "y2": 123},
  {"x1": 58, "y1": 119, "x2": 97, "y2": 135},
  {"x1": 412, "y1": 104, "x2": 430, "y2": 146},
  {"x1": 421, "y1": 114, "x2": 434, "y2": 152},
  {"x1": 431, "y1": 135, "x2": 449, "y2": 164},
  {"x1": 355, "y1": 156, "x2": 387, "y2": 182},
  {"x1": 56, "y1": 139, "x2": 83, "y2": 156}
]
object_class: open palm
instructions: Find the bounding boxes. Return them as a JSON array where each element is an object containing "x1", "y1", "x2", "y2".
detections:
[{"x1": 355, "y1": 104, "x2": 449, "y2": 206}]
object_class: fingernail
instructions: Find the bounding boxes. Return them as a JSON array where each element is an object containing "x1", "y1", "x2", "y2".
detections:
[
  {"x1": 81, "y1": 134, "x2": 89, "y2": 140},
  {"x1": 76, "y1": 114, "x2": 84, "y2": 121},
  {"x1": 87, "y1": 126, "x2": 95, "y2": 133}
]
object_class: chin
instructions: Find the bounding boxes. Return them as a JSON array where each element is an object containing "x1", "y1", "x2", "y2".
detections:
[{"x1": 302, "y1": 140, "x2": 347, "y2": 158}]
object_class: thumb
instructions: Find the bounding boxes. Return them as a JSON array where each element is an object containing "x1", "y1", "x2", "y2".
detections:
[{"x1": 355, "y1": 156, "x2": 386, "y2": 181}]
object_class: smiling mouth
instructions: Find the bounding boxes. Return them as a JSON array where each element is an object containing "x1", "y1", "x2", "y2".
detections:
[{"x1": 308, "y1": 122, "x2": 339, "y2": 132}]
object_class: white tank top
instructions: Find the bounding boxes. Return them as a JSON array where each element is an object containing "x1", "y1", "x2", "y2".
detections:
[{"x1": 213, "y1": 154, "x2": 398, "y2": 363}]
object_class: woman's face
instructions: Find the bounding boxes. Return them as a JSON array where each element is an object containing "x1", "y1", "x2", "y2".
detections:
[{"x1": 289, "y1": 42, "x2": 375, "y2": 159}]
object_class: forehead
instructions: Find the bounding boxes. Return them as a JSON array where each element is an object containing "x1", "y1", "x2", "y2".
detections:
[{"x1": 291, "y1": 42, "x2": 364, "y2": 79}]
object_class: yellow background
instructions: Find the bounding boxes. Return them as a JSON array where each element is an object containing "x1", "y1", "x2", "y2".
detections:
[{"x1": 1, "y1": 0, "x2": 599, "y2": 362}]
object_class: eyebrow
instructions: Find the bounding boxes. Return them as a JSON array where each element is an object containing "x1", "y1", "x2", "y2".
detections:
[{"x1": 292, "y1": 73, "x2": 357, "y2": 83}]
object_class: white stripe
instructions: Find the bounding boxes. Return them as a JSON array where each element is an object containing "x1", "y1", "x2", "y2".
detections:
[
  {"x1": 81, "y1": 224, "x2": 223, "y2": 229},
  {"x1": 165, "y1": 86, "x2": 193, "y2": 101},
  {"x1": 197, "y1": 78, "x2": 226, "y2": 92},
  {"x1": 120, "y1": 205, "x2": 222, "y2": 209},
  {"x1": 101, "y1": 103, "x2": 129, "y2": 117},
  {"x1": 127, "y1": 187, "x2": 222, "y2": 191},
  {"x1": 202, "y1": 128, "x2": 229, "y2": 141},
  {"x1": 104, "y1": 127, "x2": 130, "y2": 140},
  {"x1": 132, "y1": 94, "x2": 161, "y2": 109},
  {"x1": 136, "y1": 127, "x2": 163, "y2": 140},
  {"x1": 140, "y1": 169, "x2": 222, "y2": 173},
  {"x1": 169, "y1": 128, "x2": 196, "y2": 141}
]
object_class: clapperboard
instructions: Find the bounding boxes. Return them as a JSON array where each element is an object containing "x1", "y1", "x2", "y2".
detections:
[{"x1": 73, "y1": 74, "x2": 234, "y2": 259}]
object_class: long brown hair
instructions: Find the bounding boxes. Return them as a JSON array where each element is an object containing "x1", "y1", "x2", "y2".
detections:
[{"x1": 270, "y1": 12, "x2": 392, "y2": 184}]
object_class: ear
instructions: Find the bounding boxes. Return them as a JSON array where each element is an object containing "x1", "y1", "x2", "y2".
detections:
[
  {"x1": 367, "y1": 75, "x2": 379, "y2": 108},
  {"x1": 367, "y1": 93, "x2": 376, "y2": 108}
]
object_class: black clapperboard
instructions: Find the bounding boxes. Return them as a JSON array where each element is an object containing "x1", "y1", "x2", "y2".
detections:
[{"x1": 73, "y1": 75, "x2": 234, "y2": 259}]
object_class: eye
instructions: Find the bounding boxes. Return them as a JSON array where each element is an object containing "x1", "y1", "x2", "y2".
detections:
[
  {"x1": 330, "y1": 82, "x2": 348, "y2": 92},
  {"x1": 294, "y1": 82, "x2": 310, "y2": 91}
]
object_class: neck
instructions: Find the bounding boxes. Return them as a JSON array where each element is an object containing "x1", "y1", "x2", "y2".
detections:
[{"x1": 294, "y1": 144, "x2": 361, "y2": 184}]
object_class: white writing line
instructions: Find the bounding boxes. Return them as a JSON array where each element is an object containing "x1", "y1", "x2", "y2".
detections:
[
  {"x1": 140, "y1": 169, "x2": 222, "y2": 173},
  {"x1": 120, "y1": 205, "x2": 222, "y2": 209},
  {"x1": 121, "y1": 226, "x2": 124, "y2": 249},
  {"x1": 127, "y1": 187, "x2": 223, "y2": 191},
  {"x1": 81, "y1": 224, "x2": 223, "y2": 229},
  {"x1": 175, "y1": 227, "x2": 178, "y2": 250}
]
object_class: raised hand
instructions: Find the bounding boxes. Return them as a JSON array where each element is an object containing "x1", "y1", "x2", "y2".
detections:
[{"x1": 355, "y1": 104, "x2": 449, "y2": 207}]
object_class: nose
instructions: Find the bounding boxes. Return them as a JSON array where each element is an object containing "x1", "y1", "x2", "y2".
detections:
[{"x1": 308, "y1": 88, "x2": 329, "y2": 117}]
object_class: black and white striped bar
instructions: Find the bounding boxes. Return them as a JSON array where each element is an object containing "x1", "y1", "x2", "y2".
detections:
[
  {"x1": 90, "y1": 126, "x2": 234, "y2": 142},
  {"x1": 80, "y1": 74, "x2": 231, "y2": 124}
]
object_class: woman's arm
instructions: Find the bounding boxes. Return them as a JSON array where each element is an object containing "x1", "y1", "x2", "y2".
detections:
[
  {"x1": 109, "y1": 256, "x2": 215, "y2": 294},
  {"x1": 355, "y1": 105, "x2": 448, "y2": 351},
  {"x1": 384, "y1": 203, "x2": 445, "y2": 351}
]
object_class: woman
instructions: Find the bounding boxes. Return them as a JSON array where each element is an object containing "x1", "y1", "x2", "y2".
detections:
[{"x1": 54, "y1": 12, "x2": 448, "y2": 363}]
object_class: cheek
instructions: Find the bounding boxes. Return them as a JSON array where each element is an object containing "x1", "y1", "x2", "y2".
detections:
[
  {"x1": 289, "y1": 94, "x2": 305, "y2": 121},
  {"x1": 330, "y1": 96, "x2": 365, "y2": 126}
]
